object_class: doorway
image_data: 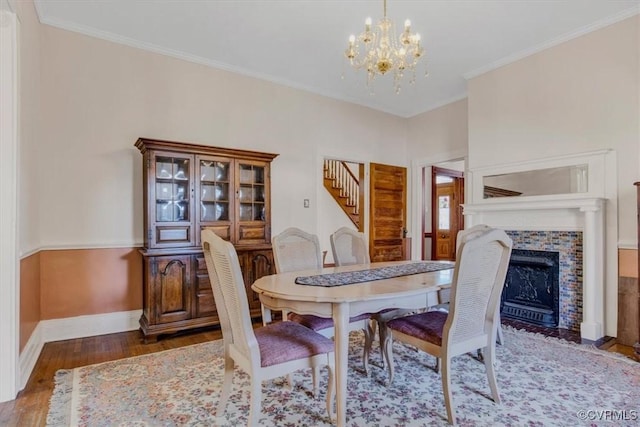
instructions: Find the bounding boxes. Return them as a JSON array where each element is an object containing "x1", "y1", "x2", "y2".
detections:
[{"x1": 423, "y1": 165, "x2": 464, "y2": 261}]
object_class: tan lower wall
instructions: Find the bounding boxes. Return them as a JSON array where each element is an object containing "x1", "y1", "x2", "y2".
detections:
[
  {"x1": 40, "y1": 247, "x2": 142, "y2": 320},
  {"x1": 20, "y1": 252, "x2": 41, "y2": 352},
  {"x1": 618, "y1": 248, "x2": 639, "y2": 346},
  {"x1": 17, "y1": 247, "x2": 639, "y2": 353},
  {"x1": 619, "y1": 248, "x2": 638, "y2": 278}
]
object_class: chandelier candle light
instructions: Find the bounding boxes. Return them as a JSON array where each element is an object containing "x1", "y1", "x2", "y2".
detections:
[{"x1": 345, "y1": 0, "x2": 426, "y2": 94}]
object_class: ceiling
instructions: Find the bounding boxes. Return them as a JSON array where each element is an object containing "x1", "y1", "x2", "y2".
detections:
[{"x1": 33, "y1": 0, "x2": 639, "y2": 118}]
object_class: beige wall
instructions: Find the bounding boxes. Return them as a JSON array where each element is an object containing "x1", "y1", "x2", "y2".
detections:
[
  {"x1": 16, "y1": 8, "x2": 406, "y2": 345},
  {"x1": 468, "y1": 15, "x2": 639, "y2": 244},
  {"x1": 467, "y1": 15, "x2": 639, "y2": 338},
  {"x1": 37, "y1": 24, "x2": 407, "y2": 253},
  {"x1": 15, "y1": 0, "x2": 639, "y2": 354},
  {"x1": 407, "y1": 98, "x2": 468, "y2": 160}
]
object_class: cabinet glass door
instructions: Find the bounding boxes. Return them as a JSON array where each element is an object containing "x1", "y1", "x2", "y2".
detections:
[
  {"x1": 150, "y1": 151, "x2": 194, "y2": 248},
  {"x1": 155, "y1": 156, "x2": 190, "y2": 222},
  {"x1": 238, "y1": 163, "x2": 266, "y2": 222},
  {"x1": 197, "y1": 156, "x2": 233, "y2": 243},
  {"x1": 236, "y1": 161, "x2": 269, "y2": 245}
]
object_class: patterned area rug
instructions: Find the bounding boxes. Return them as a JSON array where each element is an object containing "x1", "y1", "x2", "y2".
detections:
[
  {"x1": 47, "y1": 327, "x2": 639, "y2": 426},
  {"x1": 295, "y1": 261, "x2": 455, "y2": 287}
]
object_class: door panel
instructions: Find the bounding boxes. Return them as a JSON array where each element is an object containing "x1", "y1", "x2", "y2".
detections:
[
  {"x1": 369, "y1": 163, "x2": 407, "y2": 262},
  {"x1": 431, "y1": 166, "x2": 464, "y2": 261},
  {"x1": 435, "y1": 183, "x2": 455, "y2": 260}
]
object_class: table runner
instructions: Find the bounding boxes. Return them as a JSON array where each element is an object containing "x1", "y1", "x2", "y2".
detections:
[{"x1": 295, "y1": 261, "x2": 455, "y2": 287}]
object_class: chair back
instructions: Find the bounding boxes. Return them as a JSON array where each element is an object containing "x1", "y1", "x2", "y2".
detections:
[
  {"x1": 202, "y1": 229, "x2": 258, "y2": 361},
  {"x1": 330, "y1": 227, "x2": 370, "y2": 266},
  {"x1": 455, "y1": 224, "x2": 491, "y2": 258},
  {"x1": 444, "y1": 228, "x2": 512, "y2": 346},
  {"x1": 272, "y1": 227, "x2": 322, "y2": 273}
]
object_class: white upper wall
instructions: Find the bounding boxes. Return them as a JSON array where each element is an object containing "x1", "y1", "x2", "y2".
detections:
[{"x1": 34, "y1": 24, "x2": 406, "y2": 254}]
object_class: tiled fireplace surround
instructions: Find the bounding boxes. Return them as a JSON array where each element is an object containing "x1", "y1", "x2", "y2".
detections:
[
  {"x1": 504, "y1": 230, "x2": 583, "y2": 331},
  {"x1": 463, "y1": 196, "x2": 606, "y2": 341}
]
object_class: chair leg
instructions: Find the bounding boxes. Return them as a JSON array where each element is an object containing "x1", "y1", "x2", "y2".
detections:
[
  {"x1": 248, "y1": 377, "x2": 262, "y2": 427},
  {"x1": 484, "y1": 342, "x2": 501, "y2": 404},
  {"x1": 217, "y1": 354, "x2": 234, "y2": 415},
  {"x1": 326, "y1": 359, "x2": 336, "y2": 420},
  {"x1": 260, "y1": 304, "x2": 272, "y2": 326},
  {"x1": 380, "y1": 324, "x2": 395, "y2": 386},
  {"x1": 312, "y1": 367, "x2": 320, "y2": 397},
  {"x1": 496, "y1": 323, "x2": 504, "y2": 345},
  {"x1": 363, "y1": 319, "x2": 376, "y2": 374},
  {"x1": 435, "y1": 357, "x2": 441, "y2": 373},
  {"x1": 495, "y1": 310, "x2": 504, "y2": 345},
  {"x1": 441, "y1": 355, "x2": 457, "y2": 425}
]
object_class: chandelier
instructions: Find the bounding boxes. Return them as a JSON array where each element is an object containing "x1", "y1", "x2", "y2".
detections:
[{"x1": 344, "y1": 0, "x2": 426, "y2": 94}]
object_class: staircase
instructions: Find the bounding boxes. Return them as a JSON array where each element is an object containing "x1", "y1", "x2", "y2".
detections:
[{"x1": 323, "y1": 159, "x2": 361, "y2": 229}]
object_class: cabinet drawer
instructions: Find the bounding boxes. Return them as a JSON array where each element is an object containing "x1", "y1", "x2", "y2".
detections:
[
  {"x1": 156, "y1": 226, "x2": 192, "y2": 245},
  {"x1": 201, "y1": 225, "x2": 231, "y2": 241},
  {"x1": 238, "y1": 224, "x2": 267, "y2": 244}
]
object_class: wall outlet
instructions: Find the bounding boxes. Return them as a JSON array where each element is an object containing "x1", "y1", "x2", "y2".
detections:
[{"x1": 303, "y1": 199, "x2": 310, "y2": 208}]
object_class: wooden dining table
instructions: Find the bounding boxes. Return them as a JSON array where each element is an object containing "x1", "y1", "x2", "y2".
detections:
[{"x1": 251, "y1": 260, "x2": 454, "y2": 427}]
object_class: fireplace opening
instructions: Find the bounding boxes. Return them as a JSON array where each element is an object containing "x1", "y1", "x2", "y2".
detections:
[{"x1": 500, "y1": 249, "x2": 560, "y2": 328}]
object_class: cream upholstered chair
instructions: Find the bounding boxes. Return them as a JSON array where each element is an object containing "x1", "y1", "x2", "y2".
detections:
[
  {"x1": 201, "y1": 230, "x2": 335, "y2": 426},
  {"x1": 272, "y1": 227, "x2": 371, "y2": 337},
  {"x1": 432, "y1": 224, "x2": 505, "y2": 346},
  {"x1": 382, "y1": 228, "x2": 512, "y2": 425},
  {"x1": 330, "y1": 226, "x2": 405, "y2": 373},
  {"x1": 330, "y1": 227, "x2": 370, "y2": 267}
]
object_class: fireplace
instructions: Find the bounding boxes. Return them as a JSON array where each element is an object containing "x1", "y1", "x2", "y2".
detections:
[{"x1": 501, "y1": 249, "x2": 560, "y2": 327}]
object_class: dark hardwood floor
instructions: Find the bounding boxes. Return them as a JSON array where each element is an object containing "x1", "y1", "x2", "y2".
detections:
[
  {"x1": 0, "y1": 323, "x2": 636, "y2": 427},
  {"x1": 0, "y1": 327, "x2": 223, "y2": 427}
]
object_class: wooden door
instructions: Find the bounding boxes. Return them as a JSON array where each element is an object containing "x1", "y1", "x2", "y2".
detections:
[
  {"x1": 431, "y1": 167, "x2": 464, "y2": 261},
  {"x1": 369, "y1": 163, "x2": 407, "y2": 262}
]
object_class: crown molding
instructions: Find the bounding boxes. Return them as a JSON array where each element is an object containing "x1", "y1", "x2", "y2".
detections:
[
  {"x1": 34, "y1": 12, "x2": 413, "y2": 118},
  {"x1": 464, "y1": 5, "x2": 640, "y2": 80}
]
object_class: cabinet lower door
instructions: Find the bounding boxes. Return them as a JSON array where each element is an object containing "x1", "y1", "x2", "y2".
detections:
[
  {"x1": 151, "y1": 255, "x2": 192, "y2": 324},
  {"x1": 238, "y1": 249, "x2": 274, "y2": 317}
]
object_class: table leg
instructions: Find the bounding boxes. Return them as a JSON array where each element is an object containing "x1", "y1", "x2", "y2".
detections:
[{"x1": 332, "y1": 302, "x2": 349, "y2": 427}]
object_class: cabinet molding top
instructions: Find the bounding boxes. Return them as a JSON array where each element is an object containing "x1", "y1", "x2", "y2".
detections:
[{"x1": 135, "y1": 137, "x2": 279, "y2": 161}]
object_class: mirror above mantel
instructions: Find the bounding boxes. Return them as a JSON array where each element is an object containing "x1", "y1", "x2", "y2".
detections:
[
  {"x1": 469, "y1": 149, "x2": 611, "y2": 204},
  {"x1": 483, "y1": 164, "x2": 588, "y2": 199}
]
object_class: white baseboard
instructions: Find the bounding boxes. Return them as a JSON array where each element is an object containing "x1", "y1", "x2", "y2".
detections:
[
  {"x1": 19, "y1": 323, "x2": 43, "y2": 389},
  {"x1": 19, "y1": 310, "x2": 142, "y2": 389}
]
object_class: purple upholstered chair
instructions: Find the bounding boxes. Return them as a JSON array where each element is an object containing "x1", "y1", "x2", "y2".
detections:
[
  {"x1": 202, "y1": 229, "x2": 335, "y2": 426},
  {"x1": 329, "y1": 226, "x2": 405, "y2": 374},
  {"x1": 382, "y1": 228, "x2": 512, "y2": 425}
]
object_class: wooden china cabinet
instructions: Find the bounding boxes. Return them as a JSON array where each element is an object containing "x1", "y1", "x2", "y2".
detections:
[{"x1": 136, "y1": 138, "x2": 278, "y2": 342}]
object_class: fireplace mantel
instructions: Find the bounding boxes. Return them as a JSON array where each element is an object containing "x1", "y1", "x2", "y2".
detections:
[
  {"x1": 463, "y1": 196, "x2": 604, "y2": 215},
  {"x1": 463, "y1": 196, "x2": 606, "y2": 341}
]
